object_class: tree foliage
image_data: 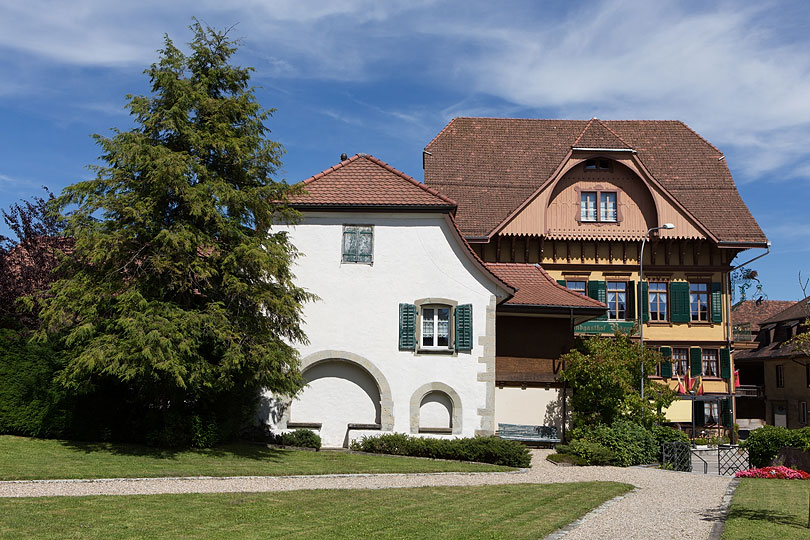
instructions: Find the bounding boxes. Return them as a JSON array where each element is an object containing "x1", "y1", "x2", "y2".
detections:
[
  {"x1": 0, "y1": 189, "x2": 68, "y2": 330},
  {"x1": 37, "y1": 22, "x2": 313, "y2": 444},
  {"x1": 559, "y1": 332, "x2": 677, "y2": 429}
]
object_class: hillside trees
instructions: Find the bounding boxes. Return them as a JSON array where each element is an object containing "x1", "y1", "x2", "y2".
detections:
[{"x1": 38, "y1": 22, "x2": 313, "y2": 445}]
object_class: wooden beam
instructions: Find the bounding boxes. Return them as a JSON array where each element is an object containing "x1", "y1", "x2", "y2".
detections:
[
  {"x1": 651, "y1": 237, "x2": 657, "y2": 265},
  {"x1": 580, "y1": 240, "x2": 585, "y2": 263},
  {"x1": 622, "y1": 241, "x2": 627, "y2": 263},
  {"x1": 679, "y1": 240, "x2": 685, "y2": 266},
  {"x1": 510, "y1": 235, "x2": 516, "y2": 263},
  {"x1": 665, "y1": 239, "x2": 672, "y2": 266},
  {"x1": 524, "y1": 237, "x2": 530, "y2": 263},
  {"x1": 553, "y1": 240, "x2": 557, "y2": 262},
  {"x1": 608, "y1": 241, "x2": 613, "y2": 264},
  {"x1": 496, "y1": 236, "x2": 502, "y2": 262}
]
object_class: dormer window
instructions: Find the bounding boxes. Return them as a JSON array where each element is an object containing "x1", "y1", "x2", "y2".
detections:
[
  {"x1": 580, "y1": 191, "x2": 618, "y2": 222},
  {"x1": 584, "y1": 158, "x2": 611, "y2": 170}
]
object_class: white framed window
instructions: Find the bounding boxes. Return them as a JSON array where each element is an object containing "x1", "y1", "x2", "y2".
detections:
[
  {"x1": 566, "y1": 280, "x2": 587, "y2": 296},
  {"x1": 580, "y1": 192, "x2": 597, "y2": 222},
  {"x1": 673, "y1": 348, "x2": 689, "y2": 376},
  {"x1": 649, "y1": 282, "x2": 668, "y2": 321},
  {"x1": 421, "y1": 305, "x2": 451, "y2": 349},
  {"x1": 702, "y1": 349, "x2": 719, "y2": 377},
  {"x1": 607, "y1": 281, "x2": 627, "y2": 320},
  {"x1": 690, "y1": 282, "x2": 709, "y2": 322},
  {"x1": 600, "y1": 192, "x2": 617, "y2": 222},
  {"x1": 342, "y1": 225, "x2": 373, "y2": 264},
  {"x1": 704, "y1": 402, "x2": 719, "y2": 424}
]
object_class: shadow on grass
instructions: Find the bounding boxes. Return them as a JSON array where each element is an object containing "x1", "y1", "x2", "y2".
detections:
[
  {"x1": 727, "y1": 507, "x2": 806, "y2": 529},
  {"x1": 58, "y1": 440, "x2": 293, "y2": 462}
]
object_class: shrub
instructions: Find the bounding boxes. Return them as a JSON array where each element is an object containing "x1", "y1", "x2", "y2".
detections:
[
  {"x1": 547, "y1": 450, "x2": 588, "y2": 466},
  {"x1": 278, "y1": 429, "x2": 322, "y2": 450},
  {"x1": 349, "y1": 434, "x2": 531, "y2": 468},
  {"x1": 556, "y1": 440, "x2": 617, "y2": 465},
  {"x1": 742, "y1": 425, "x2": 810, "y2": 467},
  {"x1": 650, "y1": 424, "x2": 689, "y2": 460},
  {"x1": 570, "y1": 420, "x2": 657, "y2": 466},
  {"x1": 693, "y1": 437, "x2": 709, "y2": 446}
]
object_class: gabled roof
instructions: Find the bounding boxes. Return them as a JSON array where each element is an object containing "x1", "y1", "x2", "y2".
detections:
[
  {"x1": 731, "y1": 300, "x2": 796, "y2": 328},
  {"x1": 761, "y1": 296, "x2": 810, "y2": 325},
  {"x1": 424, "y1": 118, "x2": 767, "y2": 245},
  {"x1": 484, "y1": 263, "x2": 605, "y2": 310},
  {"x1": 572, "y1": 118, "x2": 633, "y2": 150},
  {"x1": 288, "y1": 153, "x2": 456, "y2": 210}
]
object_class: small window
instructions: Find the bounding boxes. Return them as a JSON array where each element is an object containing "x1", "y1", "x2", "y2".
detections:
[
  {"x1": 607, "y1": 281, "x2": 627, "y2": 320},
  {"x1": 342, "y1": 225, "x2": 373, "y2": 264},
  {"x1": 673, "y1": 348, "x2": 689, "y2": 377},
  {"x1": 702, "y1": 349, "x2": 718, "y2": 377},
  {"x1": 566, "y1": 280, "x2": 587, "y2": 296},
  {"x1": 776, "y1": 364, "x2": 785, "y2": 388},
  {"x1": 689, "y1": 282, "x2": 709, "y2": 322},
  {"x1": 801, "y1": 402, "x2": 808, "y2": 426},
  {"x1": 584, "y1": 158, "x2": 611, "y2": 170},
  {"x1": 649, "y1": 282, "x2": 668, "y2": 321},
  {"x1": 421, "y1": 305, "x2": 451, "y2": 349},
  {"x1": 580, "y1": 192, "x2": 597, "y2": 221}
]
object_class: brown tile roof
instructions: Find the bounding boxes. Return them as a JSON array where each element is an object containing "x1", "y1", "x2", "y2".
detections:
[
  {"x1": 485, "y1": 263, "x2": 605, "y2": 309},
  {"x1": 424, "y1": 118, "x2": 767, "y2": 244},
  {"x1": 761, "y1": 296, "x2": 810, "y2": 324},
  {"x1": 288, "y1": 153, "x2": 456, "y2": 210},
  {"x1": 732, "y1": 300, "x2": 796, "y2": 327}
]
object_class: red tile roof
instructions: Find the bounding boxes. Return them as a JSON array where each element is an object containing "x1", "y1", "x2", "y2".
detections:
[
  {"x1": 288, "y1": 153, "x2": 456, "y2": 209},
  {"x1": 485, "y1": 263, "x2": 605, "y2": 309},
  {"x1": 732, "y1": 300, "x2": 796, "y2": 328},
  {"x1": 761, "y1": 296, "x2": 810, "y2": 325},
  {"x1": 424, "y1": 118, "x2": 767, "y2": 244}
]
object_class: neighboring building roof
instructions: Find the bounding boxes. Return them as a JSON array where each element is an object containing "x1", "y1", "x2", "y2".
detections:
[
  {"x1": 761, "y1": 296, "x2": 810, "y2": 325},
  {"x1": 484, "y1": 263, "x2": 606, "y2": 310},
  {"x1": 732, "y1": 300, "x2": 796, "y2": 328},
  {"x1": 288, "y1": 153, "x2": 457, "y2": 210},
  {"x1": 424, "y1": 117, "x2": 767, "y2": 245}
]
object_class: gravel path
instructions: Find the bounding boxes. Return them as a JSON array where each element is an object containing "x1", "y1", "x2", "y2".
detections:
[{"x1": 0, "y1": 450, "x2": 732, "y2": 540}]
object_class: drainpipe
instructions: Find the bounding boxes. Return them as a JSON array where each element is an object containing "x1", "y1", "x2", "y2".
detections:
[
  {"x1": 562, "y1": 307, "x2": 573, "y2": 442},
  {"x1": 726, "y1": 242, "x2": 771, "y2": 444}
]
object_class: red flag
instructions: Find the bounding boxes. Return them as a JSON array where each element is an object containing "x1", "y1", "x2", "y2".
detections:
[
  {"x1": 696, "y1": 376, "x2": 704, "y2": 396},
  {"x1": 734, "y1": 369, "x2": 741, "y2": 388}
]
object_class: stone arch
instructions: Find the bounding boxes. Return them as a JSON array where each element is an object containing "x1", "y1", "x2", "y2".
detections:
[
  {"x1": 288, "y1": 350, "x2": 394, "y2": 431},
  {"x1": 409, "y1": 382, "x2": 463, "y2": 435}
]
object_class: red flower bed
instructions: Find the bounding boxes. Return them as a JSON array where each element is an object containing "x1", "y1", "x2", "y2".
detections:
[{"x1": 736, "y1": 466, "x2": 810, "y2": 479}]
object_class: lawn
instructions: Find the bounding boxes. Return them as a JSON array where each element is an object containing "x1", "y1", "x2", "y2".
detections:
[
  {"x1": 724, "y1": 478, "x2": 810, "y2": 539},
  {"x1": 0, "y1": 482, "x2": 632, "y2": 540},
  {"x1": 0, "y1": 435, "x2": 512, "y2": 480}
]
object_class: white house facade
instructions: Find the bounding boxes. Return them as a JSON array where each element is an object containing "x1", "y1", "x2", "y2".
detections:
[{"x1": 262, "y1": 154, "x2": 513, "y2": 447}]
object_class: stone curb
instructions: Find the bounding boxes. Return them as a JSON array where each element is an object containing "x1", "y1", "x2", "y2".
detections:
[
  {"x1": 708, "y1": 477, "x2": 740, "y2": 540},
  {"x1": 541, "y1": 489, "x2": 638, "y2": 540}
]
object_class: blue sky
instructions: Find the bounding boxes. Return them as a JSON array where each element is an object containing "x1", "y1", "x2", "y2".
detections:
[{"x1": 1, "y1": 0, "x2": 809, "y2": 301}]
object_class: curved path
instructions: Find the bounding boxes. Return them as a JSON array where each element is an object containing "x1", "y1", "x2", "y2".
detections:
[{"x1": 0, "y1": 450, "x2": 732, "y2": 540}]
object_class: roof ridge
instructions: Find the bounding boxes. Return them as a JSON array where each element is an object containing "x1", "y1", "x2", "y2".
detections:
[
  {"x1": 300, "y1": 154, "x2": 362, "y2": 186},
  {"x1": 361, "y1": 154, "x2": 457, "y2": 207},
  {"x1": 594, "y1": 118, "x2": 634, "y2": 149},
  {"x1": 571, "y1": 117, "x2": 596, "y2": 148}
]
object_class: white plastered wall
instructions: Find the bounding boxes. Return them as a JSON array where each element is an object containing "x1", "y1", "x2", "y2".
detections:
[
  {"x1": 263, "y1": 212, "x2": 506, "y2": 447},
  {"x1": 494, "y1": 386, "x2": 569, "y2": 434}
]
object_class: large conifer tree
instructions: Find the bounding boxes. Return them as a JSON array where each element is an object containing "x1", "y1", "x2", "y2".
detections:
[{"x1": 39, "y1": 22, "x2": 312, "y2": 444}]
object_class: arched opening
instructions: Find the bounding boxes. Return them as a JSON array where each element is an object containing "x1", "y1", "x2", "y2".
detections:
[
  {"x1": 292, "y1": 359, "x2": 381, "y2": 448},
  {"x1": 419, "y1": 391, "x2": 453, "y2": 432}
]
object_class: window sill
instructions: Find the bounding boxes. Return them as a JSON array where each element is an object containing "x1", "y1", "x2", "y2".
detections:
[
  {"x1": 646, "y1": 321, "x2": 673, "y2": 327},
  {"x1": 417, "y1": 348, "x2": 456, "y2": 355},
  {"x1": 418, "y1": 427, "x2": 453, "y2": 434},
  {"x1": 688, "y1": 322, "x2": 714, "y2": 327}
]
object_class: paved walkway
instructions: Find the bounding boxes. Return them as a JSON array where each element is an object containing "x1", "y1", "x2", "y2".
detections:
[{"x1": 0, "y1": 450, "x2": 733, "y2": 540}]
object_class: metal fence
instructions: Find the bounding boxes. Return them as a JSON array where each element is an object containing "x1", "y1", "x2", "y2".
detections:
[
  {"x1": 661, "y1": 441, "x2": 692, "y2": 472},
  {"x1": 718, "y1": 445, "x2": 750, "y2": 476},
  {"x1": 661, "y1": 442, "x2": 750, "y2": 476}
]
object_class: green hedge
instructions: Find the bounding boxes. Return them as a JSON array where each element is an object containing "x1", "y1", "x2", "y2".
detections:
[
  {"x1": 650, "y1": 424, "x2": 689, "y2": 460},
  {"x1": 743, "y1": 425, "x2": 810, "y2": 467},
  {"x1": 273, "y1": 429, "x2": 322, "y2": 450},
  {"x1": 563, "y1": 420, "x2": 658, "y2": 466},
  {"x1": 349, "y1": 433, "x2": 531, "y2": 468}
]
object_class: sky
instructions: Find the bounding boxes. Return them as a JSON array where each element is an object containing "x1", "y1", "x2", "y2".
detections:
[{"x1": 1, "y1": 0, "x2": 809, "y2": 301}]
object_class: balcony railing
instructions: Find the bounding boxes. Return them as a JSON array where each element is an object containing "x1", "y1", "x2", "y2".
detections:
[{"x1": 736, "y1": 385, "x2": 763, "y2": 398}]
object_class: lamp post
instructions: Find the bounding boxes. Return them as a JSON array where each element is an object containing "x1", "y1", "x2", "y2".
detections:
[{"x1": 639, "y1": 223, "x2": 675, "y2": 400}]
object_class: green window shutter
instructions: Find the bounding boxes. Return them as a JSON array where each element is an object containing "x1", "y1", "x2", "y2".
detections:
[
  {"x1": 454, "y1": 304, "x2": 473, "y2": 352},
  {"x1": 636, "y1": 281, "x2": 649, "y2": 323},
  {"x1": 399, "y1": 303, "x2": 417, "y2": 351},
  {"x1": 720, "y1": 348, "x2": 731, "y2": 379},
  {"x1": 670, "y1": 282, "x2": 690, "y2": 323},
  {"x1": 626, "y1": 280, "x2": 636, "y2": 320},
  {"x1": 694, "y1": 401, "x2": 705, "y2": 426},
  {"x1": 690, "y1": 347, "x2": 703, "y2": 376},
  {"x1": 557, "y1": 279, "x2": 567, "y2": 286},
  {"x1": 588, "y1": 280, "x2": 607, "y2": 320},
  {"x1": 711, "y1": 282, "x2": 723, "y2": 323},
  {"x1": 721, "y1": 398, "x2": 733, "y2": 426},
  {"x1": 660, "y1": 346, "x2": 673, "y2": 378}
]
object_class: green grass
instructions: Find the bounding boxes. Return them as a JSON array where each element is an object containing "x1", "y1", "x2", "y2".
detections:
[
  {"x1": 0, "y1": 482, "x2": 633, "y2": 540},
  {"x1": 0, "y1": 435, "x2": 512, "y2": 480},
  {"x1": 724, "y1": 478, "x2": 810, "y2": 539}
]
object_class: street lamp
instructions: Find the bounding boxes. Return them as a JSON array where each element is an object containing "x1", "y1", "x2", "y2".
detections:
[{"x1": 639, "y1": 223, "x2": 675, "y2": 400}]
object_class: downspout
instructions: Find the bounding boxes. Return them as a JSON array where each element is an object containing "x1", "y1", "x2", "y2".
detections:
[
  {"x1": 726, "y1": 242, "x2": 771, "y2": 444},
  {"x1": 562, "y1": 307, "x2": 573, "y2": 442}
]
